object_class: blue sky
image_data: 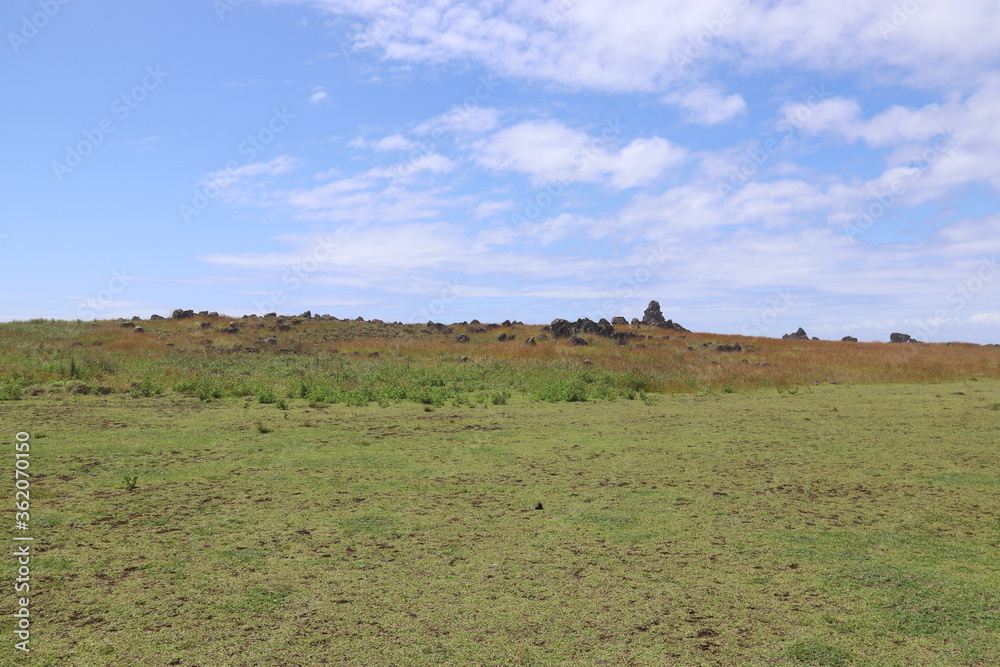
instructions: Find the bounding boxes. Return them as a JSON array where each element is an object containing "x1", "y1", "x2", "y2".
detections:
[{"x1": 4, "y1": 0, "x2": 1000, "y2": 343}]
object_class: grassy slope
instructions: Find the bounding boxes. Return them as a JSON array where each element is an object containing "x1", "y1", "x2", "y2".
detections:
[{"x1": 1, "y1": 380, "x2": 998, "y2": 666}]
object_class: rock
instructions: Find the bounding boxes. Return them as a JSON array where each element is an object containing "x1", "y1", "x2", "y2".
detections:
[
  {"x1": 550, "y1": 318, "x2": 574, "y2": 339},
  {"x1": 583, "y1": 359, "x2": 592, "y2": 365},
  {"x1": 367, "y1": 352, "x2": 379, "y2": 358},
  {"x1": 301, "y1": 310, "x2": 311, "y2": 318},
  {"x1": 198, "y1": 311, "x2": 209, "y2": 316},
  {"x1": 502, "y1": 319, "x2": 512, "y2": 327},
  {"x1": 642, "y1": 300, "x2": 666, "y2": 326},
  {"x1": 783, "y1": 327, "x2": 809, "y2": 340},
  {"x1": 497, "y1": 333, "x2": 514, "y2": 342},
  {"x1": 208, "y1": 312, "x2": 219, "y2": 318},
  {"x1": 612, "y1": 316, "x2": 628, "y2": 325},
  {"x1": 631, "y1": 317, "x2": 640, "y2": 326},
  {"x1": 841, "y1": 336, "x2": 858, "y2": 342},
  {"x1": 120, "y1": 321, "x2": 135, "y2": 328},
  {"x1": 172, "y1": 309, "x2": 195, "y2": 319},
  {"x1": 264, "y1": 312, "x2": 277, "y2": 318},
  {"x1": 455, "y1": 334, "x2": 470, "y2": 343},
  {"x1": 717, "y1": 343, "x2": 742, "y2": 352},
  {"x1": 133, "y1": 326, "x2": 144, "y2": 333},
  {"x1": 277, "y1": 324, "x2": 291, "y2": 332},
  {"x1": 470, "y1": 319, "x2": 481, "y2": 325},
  {"x1": 525, "y1": 336, "x2": 536, "y2": 346},
  {"x1": 200, "y1": 322, "x2": 211, "y2": 329},
  {"x1": 598, "y1": 318, "x2": 612, "y2": 327},
  {"x1": 131, "y1": 315, "x2": 141, "y2": 321},
  {"x1": 264, "y1": 337, "x2": 277, "y2": 345},
  {"x1": 459, "y1": 356, "x2": 469, "y2": 362},
  {"x1": 150, "y1": 314, "x2": 164, "y2": 320},
  {"x1": 569, "y1": 336, "x2": 587, "y2": 346},
  {"x1": 889, "y1": 332, "x2": 911, "y2": 343}
]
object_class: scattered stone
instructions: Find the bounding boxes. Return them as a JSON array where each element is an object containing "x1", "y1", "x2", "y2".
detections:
[
  {"x1": 150, "y1": 314, "x2": 164, "y2": 320},
  {"x1": 782, "y1": 327, "x2": 809, "y2": 340},
  {"x1": 264, "y1": 312, "x2": 277, "y2": 318},
  {"x1": 569, "y1": 336, "x2": 588, "y2": 346},
  {"x1": 502, "y1": 319, "x2": 512, "y2": 327},
  {"x1": 841, "y1": 336, "x2": 858, "y2": 342},
  {"x1": 612, "y1": 316, "x2": 628, "y2": 325},
  {"x1": 583, "y1": 359, "x2": 592, "y2": 365},
  {"x1": 200, "y1": 322, "x2": 211, "y2": 329},
  {"x1": 131, "y1": 315, "x2": 141, "y2": 321},
  {"x1": 208, "y1": 311, "x2": 219, "y2": 318},
  {"x1": 455, "y1": 334, "x2": 470, "y2": 343},
  {"x1": 459, "y1": 356, "x2": 469, "y2": 362},
  {"x1": 367, "y1": 352, "x2": 379, "y2": 358},
  {"x1": 264, "y1": 337, "x2": 277, "y2": 345},
  {"x1": 525, "y1": 336, "x2": 536, "y2": 346},
  {"x1": 534, "y1": 502, "x2": 544, "y2": 510},
  {"x1": 120, "y1": 321, "x2": 135, "y2": 328},
  {"x1": 172, "y1": 309, "x2": 195, "y2": 319},
  {"x1": 198, "y1": 311, "x2": 209, "y2": 316},
  {"x1": 133, "y1": 326, "x2": 144, "y2": 333},
  {"x1": 550, "y1": 318, "x2": 573, "y2": 338},
  {"x1": 301, "y1": 310, "x2": 312, "y2": 318},
  {"x1": 631, "y1": 318, "x2": 640, "y2": 326},
  {"x1": 889, "y1": 332, "x2": 911, "y2": 343},
  {"x1": 717, "y1": 343, "x2": 742, "y2": 352},
  {"x1": 497, "y1": 333, "x2": 515, "y2": 342}
]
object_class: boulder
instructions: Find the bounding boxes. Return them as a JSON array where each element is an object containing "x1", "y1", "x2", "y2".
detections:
[
  {"x1": 717, "y1": 343, "x2": 742, "y2": 352},
  {"x1": 200, "y1": 322, "x2": 211, "y2": 329},
  {"x1": 120, "y1": 321, "x2": 135, "y2": 328},
  {"x1": 612, "y1": 316, "x2": 628, "y2": 325},
  {"x1": 841, "y1": 336, "x2": 858, "y2": 342},
  {"x1": 642, "y1": 300, "x2": 667, "y2": 326},
  {"x1": 172, "y1": 309, "x2": 195, "y2": 319},
  {"x1": 782, "y1": 327, "x2": 809, "y2": 340},
  {"x1": 301, "y1": 310, "x2": 312, "y2": 319},
  {"x1": 549, "y1": 318, "x2": 574, "y2": 339},
  {"x1": 454, "y1": 334, "x2": 470, "y2": 343},
  {"x1": 630, "y1": 318, "x2": 640, "y2": 326},
  {"x1": 497, "y1": 333, "x2": 515, "y2": 342},
  {"x1": 569, "y1": 336, "x2": 588, "y2": 346},
  {"x1": 150, "y1": 314, "x2": 164, "y2": 320},
  {"x1": 133, "y1": 326, "x2": 144, "y2": 333},
  {"x1": 525, "y1": 336, "x2": 536, "y2": 346},
  {"x1": 889, "y1": 332, "x2": 911, "y2": 343}
]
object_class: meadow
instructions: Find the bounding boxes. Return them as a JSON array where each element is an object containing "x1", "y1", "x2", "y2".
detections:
[{"x1": 0, "y1": 315, "x2": 998, "y2": 665}]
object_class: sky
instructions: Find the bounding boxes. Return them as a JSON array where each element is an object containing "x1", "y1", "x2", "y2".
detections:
[{"x1": 3, "y1": 0, "x2": 1000, "y2": 343}]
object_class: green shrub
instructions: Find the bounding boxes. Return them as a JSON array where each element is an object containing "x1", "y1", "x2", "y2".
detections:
[{"x1": 258, "y1": 388, "x2": 278, "y2": 404}]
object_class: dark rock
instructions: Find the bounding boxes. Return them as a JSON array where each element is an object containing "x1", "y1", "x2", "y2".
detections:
[
  {"x1": 782, "y1": 327, "x2": 809, "y2": 340},
  {"x1": 131, "y1": 315, "x2": 141, "y2": 321},
  {"x1": 150, "y1": 314, "x2": 164, "y2": 320},
  {"x1": 467, "y1": 326, "x2": 486, "y2": 334},
  {"x1": 120, "y1": 321, "x2": 135, "y2": 328},
  {"x1": 598, "y1": 318, "x2": 612, "y2": 327},
  {"x1": 569, "y1": 336, "x2": 588, "y2": 346},
  {"x1": 890, "y1": 332, "x2": 911, "y2": 343},
  {"x1": 455, "y1": 334, "x2": 470, "y2": 343},
  {"x1": 550, "y1": 318, "x2": 573, "y2": 339},
  {"x1": 470, "y1": 319, "x2": 481, "y2": 325},
  {"x1": 717, "y1": 343, "x2": 742, "y2": 352},
  {"x1": 612, "y1": 316, "x2": 628, "y2": 325},
  {"x1": 642, "y1": 300, "x2": 666, "y2": 326},
  {"x1": 277, "y1": 324, "x2": 291, "y2": 332},
  {"x1": 301, "y1": 310, "x2": 312, "y2": 318},
  {"x1": 172, "y1": 309, "x2": 195, "y2": 319},
  {"x1": 841, "y1": 336, "x2": 858, "y2": 342},
  {"x1": 631, "y1": 318, "x2": 640, "y2": 326},
  {"x1": 525, "y1": 336, "x2": 536, "y2": 346},
  {"x1": 497, "y1": 333, "x2": 515, "y2": 342},
  {"x1": 535, "y1": 502, "x2": 544, "y2": 510},
  {"x1": 811, "y1": 337, "x2": 819, "y2": 341},
  {"x1": 208, "y1": 312, "x2": 219, "y2": 318},
  {"x1": 198, "y1": 311, "x2": 209, "y2": 316},
  {"x1": 459, "y1": 356, "x2": 469, "y2": 362},
  {"x1": 264, "y1": 312, "x2": 277, "y2": 318},
  {"x1": 502, "y1": 319, "x2": 512, "y2": 327},
  {"x1": 133, "y1": 326, "x2": 144, "y2": 333},
  {"x1": 200, "y1": 322, "x2": 211, "y2": 329},
  {"x1": 264, "y1": 337, "x2": 277, "y2": 345},
  {"x1": 367, "y1": 352, "x2": 379, "y2": 358}
]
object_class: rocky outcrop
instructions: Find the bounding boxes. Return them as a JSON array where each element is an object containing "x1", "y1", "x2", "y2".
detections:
[
  {"x1": 783, "y1": 327, "x2": 809, "y2": 340},
  {"x1": 889, "y1": 332, "x2": 911, "y2": 343},
  {"x1": 842, "y1": 336, "x2": 858, "y2": 342}
]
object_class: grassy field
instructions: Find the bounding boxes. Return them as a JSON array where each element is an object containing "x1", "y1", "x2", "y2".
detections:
[
  {"x1": 1, "y1": 379, "x2": 998, "y2": 665},
  {"x1": 1, "y1": 317, "x2": 999, "y2": 665}
]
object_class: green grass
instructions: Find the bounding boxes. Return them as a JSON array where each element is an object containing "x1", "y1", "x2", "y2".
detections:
[{"x1": 1, "y1": 380, "x2": 998, "y2": 664}]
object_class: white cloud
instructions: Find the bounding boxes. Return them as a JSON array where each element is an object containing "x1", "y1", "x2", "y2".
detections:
[
  {"x1": 475, "y1": 120, "x2": 686, "y2": 188},
  {"x1": 309, "y1": 87, "x2": 329, "y2": 104},
  {"x1": 662, "y1": 87, "x2": 747, "y2": 126}
]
